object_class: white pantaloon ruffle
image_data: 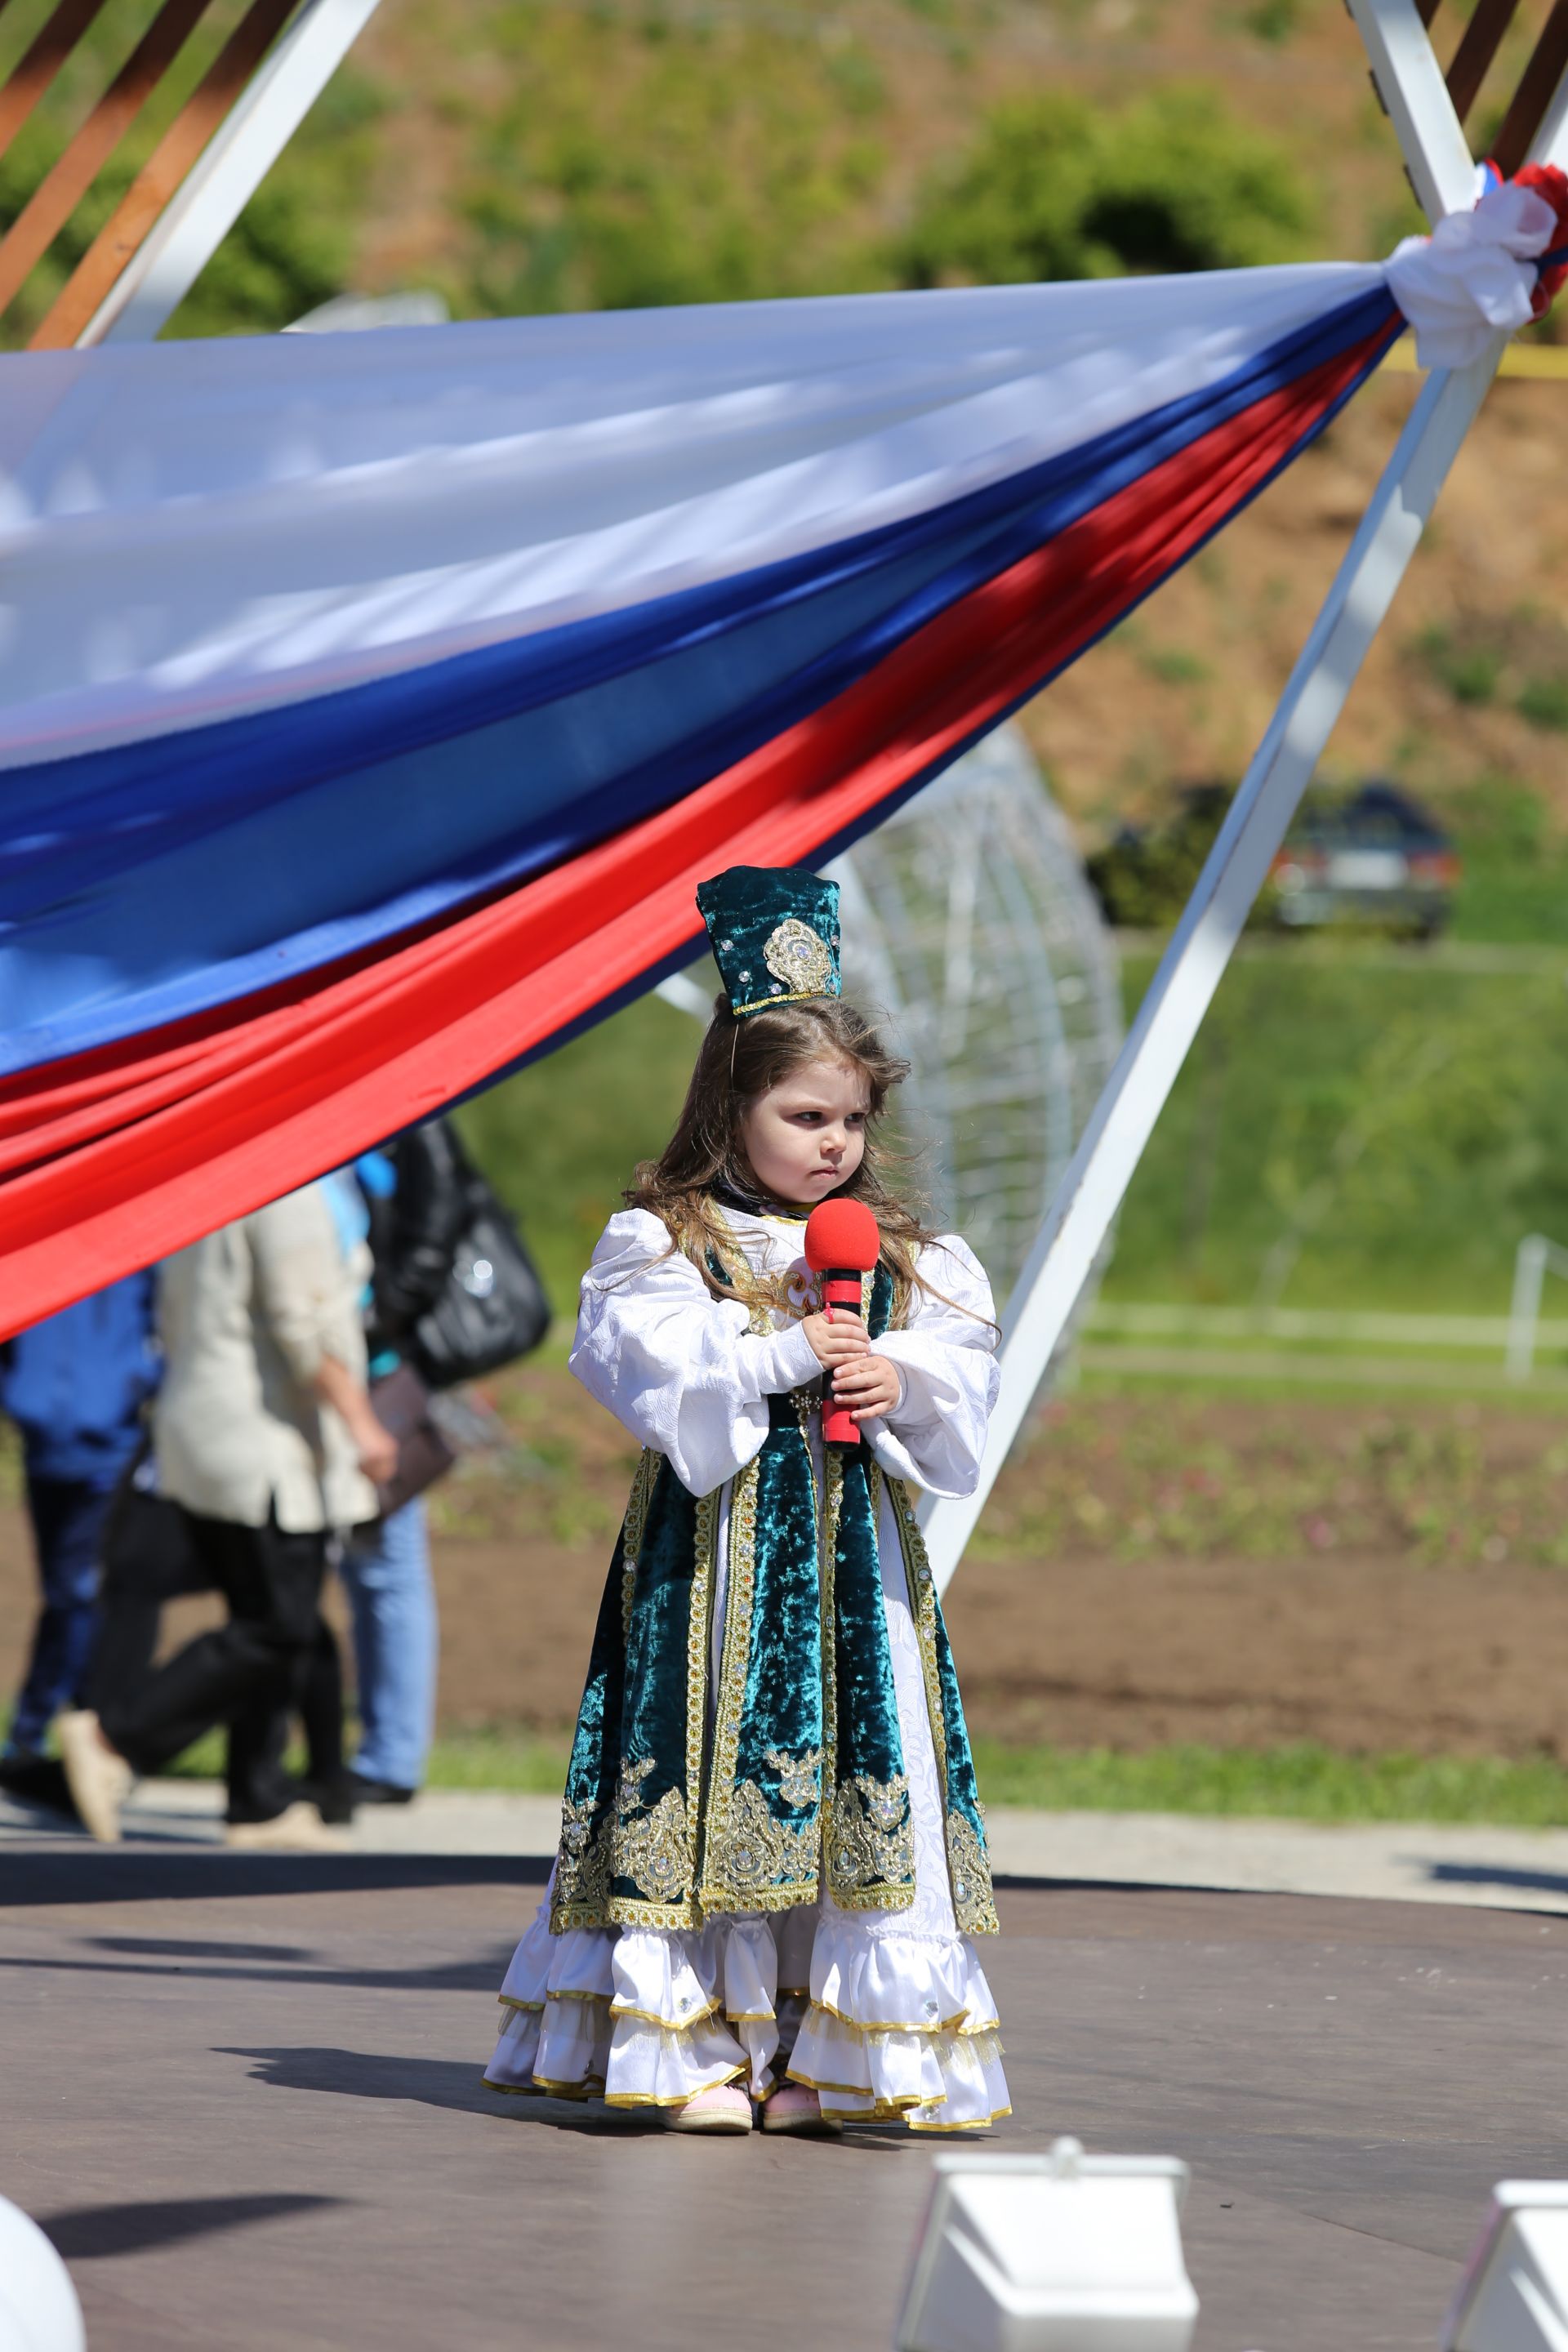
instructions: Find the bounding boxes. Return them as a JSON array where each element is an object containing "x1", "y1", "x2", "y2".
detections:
[{"x1": 483, "y1": 1898, "x2": 1007, "y2": 2128}]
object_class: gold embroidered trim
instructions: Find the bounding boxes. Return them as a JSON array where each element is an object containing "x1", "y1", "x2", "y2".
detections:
[
  {"x1": 611, "y1": 1766, "x2": 692, "y2": 1908},
  {"x1": 554, "y1": 1790, "x2": 611, "y2": 1922},
  {"x1": 702, "y1": 1775, "x2": 821, "y2": 1913},
  {"x1": 676, "y1": 1485, "x2": 718, "y2": 1922},
  {"x1": 907, "y1": 2105, "x2": 1013, "y2": 2133},
  {"x1": 891, "y1": 1476, "x2": 1000, "y2": 1938},
  {"x1": 730, "y1": 985, "x2": 827, "y2": 1017},
  {"x1": 497, "y1": 1995, "x2": 544, "y2": 2014},
  {"x1": 827, "y1": 1771, "x2": 915, "y2": 1900},
  {"x1": 802, "y1": 2009, "x2": 1004, "y2": 2065},
  {"x1": 551, "y1": 1463, "x2": 717, "y2": 1933},
  {"x1": 698, "y1": 1303, "x2": 827, "y2": 1916},
  {"x1": 808, "y1": 1995, "x2": 1000, "y2": 2037},
  {"x1": 944, "y1": 1811, "x2": 998, "y2": 1939},
  {"x1": 765, "y1": 1742, "x2": 822, "y2": 1810},
  {"x1": 608, "y1": 1994, "x2": 722, "y2": 2030},
  {"x1": 892, "y1": 1476, "x2": 948, "y2": 1797},
  {"x1": 697, "y1": 1446, "x2": 761, "y2": 1912},
  {"x1": 604, "y1": 2063, "x2": 746, "y2": 2110},
  {"x1": 621, "y1": 1447, "x2": 656, "y2": 1643},
  {"x1": 786, "y1": 2069, "x2": 929, "y2": 2113},
  {"x1": 565, "y1": 1895, "x2": 704, "y2": 1933},
  {"x1": 764, "y1": 915, "x2": 833, "y2": 997}
]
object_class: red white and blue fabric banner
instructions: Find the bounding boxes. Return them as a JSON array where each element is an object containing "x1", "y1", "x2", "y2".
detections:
[{"x1": 0, "y1": 256, "x2": 1438, "y2": 1327}]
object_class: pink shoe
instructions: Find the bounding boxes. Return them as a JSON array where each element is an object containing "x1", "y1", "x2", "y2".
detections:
[
  {"x1": 763, "y1": 2083, "x2": 840, "y2": 2135},
  {"x1": 665, "y1": 2082, "x2": 753, "y2": 2135}
]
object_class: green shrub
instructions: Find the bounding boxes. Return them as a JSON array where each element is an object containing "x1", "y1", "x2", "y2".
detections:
[
  {"x1": 456, "y1": 4, "x2": 892, "y2": 318},
  {"x1": 1517, "y1": 674, "x2": 1568, "y2": 732},
  {"x1": 1087, "y1": 784, "x2": 1267, "y2": 930},
  {"x1": 894, "y1": 85, "x2": 1308, "y2": 289},
  {"x1": 1414, "y1": 625, "x2": 1501, "y2": 707}
]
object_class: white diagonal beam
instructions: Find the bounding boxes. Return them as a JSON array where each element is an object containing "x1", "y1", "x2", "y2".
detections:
[
  {"x1": 1347, "y1": 0, "x2": 1478, "y2": 223},
  {"x1": 78, "y1": 0, "x2": 383, "y2": 348},
  {"x1": 923, "y1": 63, "x2": 1568, "y2": 1597},
  {"x1": 920, "y1": 340, "x2": 1503, "y2": 1591}
]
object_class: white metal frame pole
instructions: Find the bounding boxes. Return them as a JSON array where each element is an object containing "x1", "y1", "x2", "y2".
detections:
[
  {"x1": 76, "y1": 0, "x2": 385, "y2": 348},
  {"x1": 1350, "y1": 0, "x2": 1479, "y2": 222},
  {"x1": 921, "y1": 7, "x2": 1568, "y2": 1594}
]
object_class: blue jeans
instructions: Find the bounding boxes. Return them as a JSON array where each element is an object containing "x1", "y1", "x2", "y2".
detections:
[
  {"x1": 338, "y1": 1498, "x2": 436, "y2": 1790},
  {"x1": 7, "y1": 1472, "x2": 115, "y2": 1756}
]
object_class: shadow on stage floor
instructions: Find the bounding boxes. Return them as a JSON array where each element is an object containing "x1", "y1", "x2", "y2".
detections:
[
  {"x1": 40, "y1": 2194, "x2": 347, "y2": 2261},
  {"x1": 1426, "y1": 1860, "x2": 1568, "y2": 1896},
  {"x1": 0, "y1": 1850, "x2": 552, "y2": 1908}
]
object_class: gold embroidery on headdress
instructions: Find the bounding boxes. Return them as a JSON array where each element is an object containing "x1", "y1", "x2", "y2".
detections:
[{"x1": 763, "y1": 916, "x2": 832, "y2": 999}]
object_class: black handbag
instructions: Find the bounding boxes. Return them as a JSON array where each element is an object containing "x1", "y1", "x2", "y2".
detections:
[{"x1": 408, "y1": 1147, "x2": 550, "y2": 1388}]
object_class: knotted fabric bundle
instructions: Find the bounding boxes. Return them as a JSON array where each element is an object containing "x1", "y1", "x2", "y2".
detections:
[{"x1": 1386, "y1": 163, "x2": 1568, "y2": 369}]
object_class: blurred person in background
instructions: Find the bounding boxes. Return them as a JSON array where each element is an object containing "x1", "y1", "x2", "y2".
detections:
[
  {"x1": 57, "y1": 1182, "x2": 395, "y2": 1848},
  {"x1": 340, "y1": 1124, "x2": 468, "y2": 1806},
  {"x1": 0, "y1": 1273, "x2": 159, "y2": 1809}
]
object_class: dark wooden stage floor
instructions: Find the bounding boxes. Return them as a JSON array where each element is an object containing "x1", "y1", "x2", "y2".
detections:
[{"x1": 2, "y1": 1852, "x2": 1563, "y2": 2350}]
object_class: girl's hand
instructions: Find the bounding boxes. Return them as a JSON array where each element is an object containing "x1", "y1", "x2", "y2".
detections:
[
  {"x1": 831, "y1": 1352, "x2": 902, "y2": 1426},
  {"x1": 801, "y1": 1309, "x2": 870, "y2": 1370}
]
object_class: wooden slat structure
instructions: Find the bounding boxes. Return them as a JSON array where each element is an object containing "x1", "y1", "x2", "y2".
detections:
[
  {"x1": 0, "y1": 0, "x2": 311, "y2": 348},
  {"x1": 1446, "y1": 0, "x2": 1521, "y2": 125},
  {"x1": 32, "y1": 0, "x2": 296, "y2": 345},
  {"x1": 1494, "y1": 0, "x2": 1568, "y2": 171},
  {"x1": 1361, "y1": 2, "x2": 1568, "y2": 197}
]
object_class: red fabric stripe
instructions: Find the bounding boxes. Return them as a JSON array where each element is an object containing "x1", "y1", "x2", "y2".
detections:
[{"x1": 0, "y1": 325, "x2": 1391, "y2": 1334}]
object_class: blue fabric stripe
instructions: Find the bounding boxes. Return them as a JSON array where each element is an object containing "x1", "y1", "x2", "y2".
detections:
[
  {"x1": 0, "y1": 285, "x2": 1396, "y2": 1077},
  {"x1": 456, "y1": 288, "x2": 1401, "y2": 1102}
]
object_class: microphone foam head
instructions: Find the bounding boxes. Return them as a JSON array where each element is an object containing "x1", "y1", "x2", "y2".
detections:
[{"x1": 804, "y1": 1196, "x2": 880, "y2": 1272}]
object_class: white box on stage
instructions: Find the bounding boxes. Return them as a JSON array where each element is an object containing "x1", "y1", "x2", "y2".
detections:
[
  {"x1": 1444, "y1": 2183, "x2": 1568, "y2": 2352},
  {"x1": 895, "y1": 2138, "x2": 1198, "y2": 2352}
]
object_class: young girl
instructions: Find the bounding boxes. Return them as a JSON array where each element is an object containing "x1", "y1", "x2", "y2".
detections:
[{"x1": 484, "y1": 865, "x2": 1008, "y2": 2136}]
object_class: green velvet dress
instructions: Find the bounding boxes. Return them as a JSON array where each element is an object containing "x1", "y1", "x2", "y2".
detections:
[{"x1": 485, "y1": 1201, "x2": 1009, "y2": 2130}]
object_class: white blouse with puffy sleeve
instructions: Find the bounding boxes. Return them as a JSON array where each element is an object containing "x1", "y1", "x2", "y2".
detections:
[{"x1": 568, "y1": 1204, "x2": 999, "y2": 1501}]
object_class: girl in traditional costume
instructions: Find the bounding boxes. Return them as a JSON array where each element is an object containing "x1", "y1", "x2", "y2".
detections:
[{"x1": 484, "y1": 866, "x2": 1008, "y2": 2136}]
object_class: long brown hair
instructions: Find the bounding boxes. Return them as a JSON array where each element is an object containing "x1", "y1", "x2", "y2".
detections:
[{"x1": 629, "y1": 996, "x2": 942, "y2": 1317}]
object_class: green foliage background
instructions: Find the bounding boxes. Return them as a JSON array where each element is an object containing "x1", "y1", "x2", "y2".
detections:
[
  {"x1": 0, "y1": 0, "x2": 1321, "y2": 341},
  {"x1": 897, "y1": 87, "x2": 1307, "y2": 287},
  {"x1": 457, "y1": 946, "x2": 1568, "y2": 1327}
]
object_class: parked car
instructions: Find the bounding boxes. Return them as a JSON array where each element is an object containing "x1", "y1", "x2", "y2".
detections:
[
  {"x1": 1270, "y1": 781, "x2": 1460, "y2": 938},
  {"x1": 1087, "y1": 778, "x2": 1460, "y2": 938}
]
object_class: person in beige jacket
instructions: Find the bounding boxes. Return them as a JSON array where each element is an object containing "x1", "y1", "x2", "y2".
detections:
[{"x1": 60, "y1": 1181, "x2": 396, "y2": 1848}]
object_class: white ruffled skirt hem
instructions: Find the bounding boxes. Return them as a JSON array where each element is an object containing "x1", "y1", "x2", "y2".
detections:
[{"x1": 483, "y1": 1904, "x2": 1009, "y2": 2130}]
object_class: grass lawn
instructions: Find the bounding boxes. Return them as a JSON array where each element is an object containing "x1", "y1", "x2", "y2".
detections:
[
  {"x1": 398, "y1": 1732, "x2": 1568, "y2": 1828},
  {"x1": 140, "y1": 1719, "x2": 1568, "y2": 1825},
  {"x1": 458, "y1": 943, "x2": 1568, "y2": 1330}
]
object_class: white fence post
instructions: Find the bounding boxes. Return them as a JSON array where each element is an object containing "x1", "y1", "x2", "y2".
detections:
[{"x1": 1506, "y1": 1234, "x2": 1568, "y2": 1383}]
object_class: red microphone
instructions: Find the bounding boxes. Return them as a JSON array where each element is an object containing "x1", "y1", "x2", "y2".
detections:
[{"x1": 804, "y1": 1198, "x2": 881, "y2": 1446}]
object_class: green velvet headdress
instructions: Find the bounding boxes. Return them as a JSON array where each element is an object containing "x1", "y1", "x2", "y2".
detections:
[{"x1": 696, "y1": 866, "x2": 842, "y2": 1018}]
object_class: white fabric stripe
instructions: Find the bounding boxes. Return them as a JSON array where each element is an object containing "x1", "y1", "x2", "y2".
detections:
[{"x1": 0, "y1": 263, "x2": 1383, "y2": 772}]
